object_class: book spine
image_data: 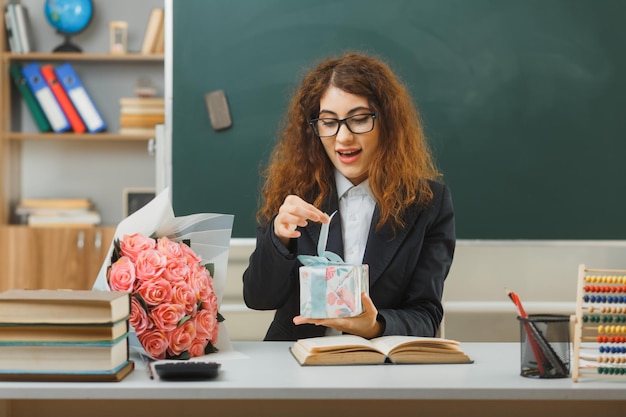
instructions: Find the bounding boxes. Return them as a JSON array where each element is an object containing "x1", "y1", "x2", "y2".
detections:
[
  {"x1": 4, "y1": 6, "x2": 19, "y2": 53},
  {"x1": 119, "y1": 97, "x2": 164, "y2": 107},
  {"x1": 119, "y1": 113, "x2": 165, "y2": 127},
  {"x1": 14, "y1": 4, "x2": 31, "y2": 54},
  {"x1": 141, "y1": 8, "x2": 164, "y2": 54},
  {"x1": 40, "y1": 65, "x2": 87, "y2": 134},
  {"x1": 5, "y1": 4, "x2": 22, "y2": 53},
  {"x1": 9, "y1": 64, "x2": 52, "y2": 132}
]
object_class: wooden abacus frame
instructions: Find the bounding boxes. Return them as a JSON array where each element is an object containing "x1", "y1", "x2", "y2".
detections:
[{"x1": 572, "y1": 264, "x2": 626, "y2": 382}]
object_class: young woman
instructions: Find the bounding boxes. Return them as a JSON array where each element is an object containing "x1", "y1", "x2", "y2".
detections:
[{"x1": 243, "y1": 52, "x2": 455, "y2": 341}]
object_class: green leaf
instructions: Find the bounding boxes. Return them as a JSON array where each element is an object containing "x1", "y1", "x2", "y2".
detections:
[
  {"x1": 166, "y1": 350, "x2": 190, "y2": 360},
  {"x1": 177, "y1": 315, "x2": 191, "y2": 326},
  {"x1": 204, "y1": 342, "x2": 219, "y2": 354},
  {"x1": 132, "y1": 292, "x2": 150, "y2": 312},
  {"x1": 204, "y1": 263, "x2": 215, "y2": 277},
  {"x1": 111, "y1": 239, "x2": 122, "y2": 264},
  {"x1": 217, "y1": 312, "x2": 225, "y2": 323}
]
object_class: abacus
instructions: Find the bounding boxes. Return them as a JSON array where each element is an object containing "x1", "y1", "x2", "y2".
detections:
[{"x1": 572, "y1": 264, "x2": 626, "y2": 382}]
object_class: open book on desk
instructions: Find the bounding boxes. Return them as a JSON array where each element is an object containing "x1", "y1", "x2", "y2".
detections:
[{"x1": 290, "y1": 335, "x2": 473, "y2": 366}]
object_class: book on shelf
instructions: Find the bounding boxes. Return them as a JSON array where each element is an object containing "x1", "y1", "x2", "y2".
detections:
[
  {"x1": 119, "y1": 113, "x2": 165, "y2": 127},
  {"x1": 119, "y1": 105, "x2": 164, "y2": 115},
  {"x1": 15, "y1": 206, "x2": 92, "y2": 217},
  {"x1": 119, "y1": 96, "x2": 164, "y2": 133},
  {"x1": 41, "y1": 64, "x2": 87, "y2": 133},
  {"x1": 27, "y1": 210, "x2": 102, "y2": 227},
  {"x1": 13, "y1": 3, "x2": 32, "y2": 54},
  {"x1": 290, "y1": 335, "x2": 473, "y2": 366},
  {"x1": 22, "y1": 62, "x2": 71, "y2": 133},
  {"x1": 119, "y1": 127, "x2": 157, "y2": 136},
  {"x1": 0, "y1": 289, "x2": 131, "y2": 325},
  {"x1": 3, "y1": 4, "x2": 21, "y2": 53},
  {"x1": 152, "y1": 14, "x2": 165, "y2": 54},
  {"x1": 141, "y1": 7, "x2": 164, "y2": 54},
  {"x1": 9, "y1": 64, "x2": 52, "y2": 132},
  {"x1": 120, "y1": 97, "x2": 165, "y2": 108},
  {"x1": 55, "y1": 62, "x2": 107, "y2": 133},
  {"x1": 0, "y1": 319, "x2": 129, "y2": 343},
  {"x1": 18, "y1": 197, "x2": 93, "y2": 210}
]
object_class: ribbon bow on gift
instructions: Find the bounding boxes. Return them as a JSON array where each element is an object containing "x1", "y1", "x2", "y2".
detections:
[{"x1": 297, "y1": 211, "x2": 345, "y2": 266}]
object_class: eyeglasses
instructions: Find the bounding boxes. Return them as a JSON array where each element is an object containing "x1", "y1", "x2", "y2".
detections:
[{"x1": 309, "y1": 113, "x2": 378, "y2": 138}]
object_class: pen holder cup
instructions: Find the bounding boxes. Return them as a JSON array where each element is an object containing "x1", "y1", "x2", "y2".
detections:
[{"x1": 518, "y1": 314, "x2": 570, "y2": 379}]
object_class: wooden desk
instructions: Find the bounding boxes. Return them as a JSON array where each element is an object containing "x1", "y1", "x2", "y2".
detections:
[{"x1": 0, "y1": 342, "x2": 624, "y2": 417}]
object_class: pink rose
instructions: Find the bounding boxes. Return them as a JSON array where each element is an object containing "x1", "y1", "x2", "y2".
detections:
[
  {"x1": 120, "y1": 233, "x2": 156, "y2": 262},
  {"x1": 189, "y1": 264, "x2": 214, "y2": 301},
  {"x1": 149, "y1": 302, "x2": 185, "y2": 332},
  {"x1": 157, "y1": 236, "x2": 185, "y2": 260},
  {"x1": 109, "y1": 256, "x2": 136, "y2": 292},
  {"x1": 166, "y1": 320, "x2": 196, "y2": 357},
  {"x1": 171, "y1": 281, "x2": 198, "y2": 316},
  {"x1": 189, "y1": 337, "x2": 209, "y2": 357},
  {"x1": 136, "y1": 277, "x2": 173, "y2": 306},
  {"x1": 134, "y1": 249, "x2": 167, "y2": 281},
  {"x1": 129, "y1": 297, "x2": 152, "y2": 335},
  {"x1": 162, "y1": 257, "x2": 190, "y2": 283},
  {"x1": 194, "y1": 309, "x2": 217, "y2": 340},
  {"x1": 180, "y1": 241, "x2": 202, "y2": 265},
  {"x1": 201, "y1": 292, "x2": 219, "y2": 318},
  {"x1": 138, "y1": 328, "x2": 168, "y2": 360}
]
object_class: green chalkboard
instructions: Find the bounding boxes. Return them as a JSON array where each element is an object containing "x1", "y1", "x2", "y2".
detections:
[{"x1": 172, "y1": 0, "x2": 626, "y2": 239}]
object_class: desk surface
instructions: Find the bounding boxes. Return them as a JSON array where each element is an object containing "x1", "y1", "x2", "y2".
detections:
[{"x1": 0, "y1": 342, "x2": 623, "y2": 401}]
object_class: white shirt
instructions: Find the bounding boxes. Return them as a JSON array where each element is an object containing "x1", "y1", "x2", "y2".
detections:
[
  {"x1": 334, "y1": 170, "x2": 376, "y2": 265},
  {"x1": 325, "y1": 171, "x2": 376, "y2": 336}
]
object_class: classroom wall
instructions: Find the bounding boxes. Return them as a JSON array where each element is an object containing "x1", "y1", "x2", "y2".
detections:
[{"x1": 221, "y1": 239, "x2": 626, "y2": 342}]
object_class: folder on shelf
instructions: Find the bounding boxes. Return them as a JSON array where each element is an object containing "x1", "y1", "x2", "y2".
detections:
[
  {"x1": 21, "y1": 63, "x2": 71, "y2": 133},
  {"x1": 54, "y1": 62, "x2": 107, "y2": 133},
  {"x1": 4, "y1": 4, "x2": 22, "y2": 53},
  {"x1": 9, "y1": 65, "x2": 52, "y2": 133},
  {"x1": 41, "y1": 65, "x2": 86, "y2": 134}
]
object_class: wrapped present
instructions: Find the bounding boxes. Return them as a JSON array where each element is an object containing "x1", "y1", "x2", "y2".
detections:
[{"x1": 298, "y1": 212, "x2": 370, "y2": 318}]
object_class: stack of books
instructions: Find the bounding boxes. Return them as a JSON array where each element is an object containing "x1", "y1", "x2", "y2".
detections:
[
  {"x1": 16, "y1": 197, "x2": 101, "y2": 227},
  {"x1": 9, "y1": 61, "x2": 107, "y2": 134},
  {"x1": 119, "y1": 97, "x2": 164, "y2": 136},
  {"x1": 0, "y1": 289, "x2": 133, "y2": 382}
]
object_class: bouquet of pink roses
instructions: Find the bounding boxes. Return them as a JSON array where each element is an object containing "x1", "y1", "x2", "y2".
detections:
[
  {"x1": 93, "y1": 188, "x2": 234, "y2": 360},
  {"x1": 108, "y1": 232, "x2": 223, "y2": 359}
]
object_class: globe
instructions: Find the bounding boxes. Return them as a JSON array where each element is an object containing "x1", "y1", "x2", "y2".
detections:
[{"x1": 44, "y1": 0, "x2": 94, "y2": 52}]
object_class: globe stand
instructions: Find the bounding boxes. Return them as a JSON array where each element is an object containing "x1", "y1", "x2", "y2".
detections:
[{"x1": 52, "y1": 33, "x2": 82, "y2": 53}]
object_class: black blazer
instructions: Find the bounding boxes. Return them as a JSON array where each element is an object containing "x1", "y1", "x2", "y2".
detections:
[{"x1": 242, "y1": 180, "x2": 455, "y2": 341}]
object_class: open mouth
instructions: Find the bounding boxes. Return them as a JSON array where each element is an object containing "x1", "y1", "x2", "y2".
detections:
[
  {"x1": 337, "y1": 149, "x2": 362, "y2": 164},
  {"x1": 337, "y1": 149, "x2": 361, "y2": 157}
]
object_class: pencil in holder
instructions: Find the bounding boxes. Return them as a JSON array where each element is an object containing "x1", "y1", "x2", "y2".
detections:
[{"x1": 518, "y1": 314, "x2": 570, "y2": 378}]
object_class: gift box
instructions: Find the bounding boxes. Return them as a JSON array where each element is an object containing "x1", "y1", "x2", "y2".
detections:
[
  {"x1": 299, "y1": 264, "x2": 369, "y2": 318},
  {"x1": 297, "y1": 211, "x2": 369, "y2": 318}
]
